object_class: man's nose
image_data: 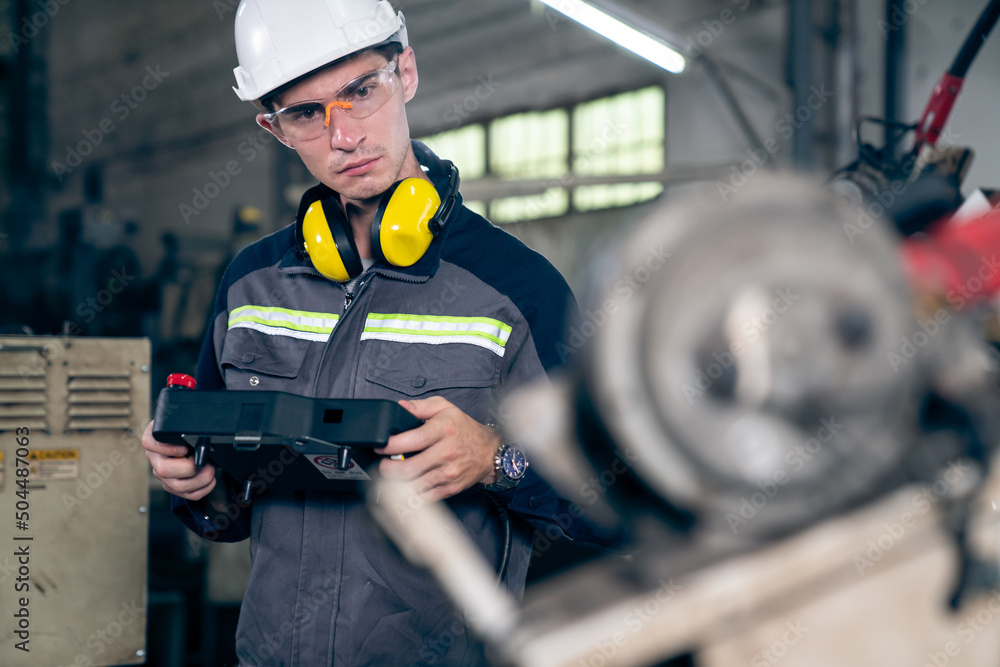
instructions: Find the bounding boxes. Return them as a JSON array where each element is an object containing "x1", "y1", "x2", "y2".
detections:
[{"x1": 326, "y1": 108, "x2": 365, "y2": 151}]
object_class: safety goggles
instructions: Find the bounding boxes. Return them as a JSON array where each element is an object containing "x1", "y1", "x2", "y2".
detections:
[{"x1": 262, "y1": 58, "x2": 400, "y2": 140}]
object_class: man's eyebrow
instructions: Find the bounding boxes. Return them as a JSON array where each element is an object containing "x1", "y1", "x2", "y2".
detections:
[{"x1": 277, "y1": 65, "x2": 384, "y2": 108}]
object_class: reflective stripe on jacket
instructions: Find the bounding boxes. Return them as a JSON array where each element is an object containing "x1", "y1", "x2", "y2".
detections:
[{"x1": 169, "y1": 144, "x2": 617, "y2": 666}]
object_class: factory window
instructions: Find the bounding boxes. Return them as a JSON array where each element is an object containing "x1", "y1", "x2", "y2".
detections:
[
  {"x1": 418, "y1": 124, "x2": 487, "y2": 216},
  {"x1": 488, "y1": 109, "x2": 570, "y2": 223},
  {"x1": 572, "y1": 86, "x2": 665, "y2": 211},
  {"x1": 489, "y1": 109, "x2": 569, "y2": 179},
  {"x1": 420, "y1": 124, "x2": 486, "y2": 180},
  {"x1": 417, "y1": 85, "x2": 664, "y2": 222}
]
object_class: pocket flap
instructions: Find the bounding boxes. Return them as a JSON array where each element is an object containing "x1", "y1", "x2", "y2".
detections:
[
  {"x1": 364, "y1": 341, "x2": 498, "y2": 397},
  {"x1": 220, "y1": 328, "x2": 305, "y2": 379}
]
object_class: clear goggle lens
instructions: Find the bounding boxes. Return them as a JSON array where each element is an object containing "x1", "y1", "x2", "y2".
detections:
[{"x1": 264, "y1": 60, "x2": 399, "y2": 140}]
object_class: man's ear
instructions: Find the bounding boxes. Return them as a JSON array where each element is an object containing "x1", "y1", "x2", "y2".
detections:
[
  {"x1": 398, "y1": 46, "x2": 418, "y2": 103},
  {"x1": 256, "y1": 114, "x2": 295, "y2": 148}
]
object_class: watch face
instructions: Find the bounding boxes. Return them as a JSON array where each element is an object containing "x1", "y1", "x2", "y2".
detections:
[{"x1": 500, "y1": 445, "x2": 527, "y2": 480}]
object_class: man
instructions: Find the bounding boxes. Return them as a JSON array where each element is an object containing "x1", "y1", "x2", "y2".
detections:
[{"x1": 142, "y1": 1, "x2": 617, "y2": 664}]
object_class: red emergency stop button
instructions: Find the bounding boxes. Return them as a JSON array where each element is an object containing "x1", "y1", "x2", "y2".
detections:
[{"x1": 166, "y1": 373, "x2": 197, "y2": 390}]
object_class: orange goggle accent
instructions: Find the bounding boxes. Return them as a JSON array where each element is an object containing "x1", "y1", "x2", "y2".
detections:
[{"x1": 325, "y1": 101, "x2": 354, "y2": 128}]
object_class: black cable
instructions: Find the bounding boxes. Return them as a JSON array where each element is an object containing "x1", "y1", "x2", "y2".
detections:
[
  {"x1": 948, "y1": 0, "x2": 1000, "y2": 78},
  {"x1": 459, "y1": 498, "x2": 513, "y2": 667},
  {"x1": 493, "y1": 500, "x2": 512, "y2": 587}
]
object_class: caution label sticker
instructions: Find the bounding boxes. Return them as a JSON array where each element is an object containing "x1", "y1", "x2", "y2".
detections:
[
  {"x1": 304, "y1": 454, "x2": 371, "y2": 481},
  {"x1": 28, "y1": 449, "x2": 79, "y2": 480}
]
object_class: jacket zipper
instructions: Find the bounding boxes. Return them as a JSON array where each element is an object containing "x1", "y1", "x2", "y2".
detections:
[
  {"x1": 343, "y1": 272, "x2": 371, "y2": 313},
  {"x1": 308, "y1": 268, "x2": 375, "y2": 399}
]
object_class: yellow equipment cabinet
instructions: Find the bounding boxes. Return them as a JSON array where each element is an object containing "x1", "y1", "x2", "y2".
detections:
[{"x1": 0, "y1": 337, "x2": 150, "y2": 666}]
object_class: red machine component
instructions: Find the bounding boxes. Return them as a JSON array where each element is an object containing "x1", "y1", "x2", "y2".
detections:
[
  {"x1": 913, "y1": 72, "x2": 965, "y2": 149},
  {"x1": 902, "y1": 207, "x2": 1000, "y2": 304}
]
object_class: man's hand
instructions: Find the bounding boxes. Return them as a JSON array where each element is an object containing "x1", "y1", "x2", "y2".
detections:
[
  {"x1": 375, "y1": 397, "x2": 501, "y2": 502},
  {"x1": 141, "y1": 420, "x2": 217, "y2": 501}
]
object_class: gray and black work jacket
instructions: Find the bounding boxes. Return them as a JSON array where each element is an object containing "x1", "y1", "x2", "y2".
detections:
[{"x1": 169, "y1": 144, "x2": 618, "y2": 666}]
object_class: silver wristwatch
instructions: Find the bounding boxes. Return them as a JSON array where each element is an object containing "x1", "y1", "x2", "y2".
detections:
[{"x1": 482, "y1": 440, "x2": 529, "y2": 492}]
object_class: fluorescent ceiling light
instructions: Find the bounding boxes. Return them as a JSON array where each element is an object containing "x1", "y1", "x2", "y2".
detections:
[{"x1": 538, "y1": 0, "x2": 686, "y2": 74}]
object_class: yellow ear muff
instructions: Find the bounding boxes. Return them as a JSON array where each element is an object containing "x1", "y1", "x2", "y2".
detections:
[
  {"x1": 302, "y1": 201, "x2": 352, "y2": 282},
  {"x1": 373, "y1": 178, "x2": 441, "y2": 268}
]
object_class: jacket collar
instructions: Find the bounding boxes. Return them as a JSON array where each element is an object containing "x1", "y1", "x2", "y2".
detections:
[{"x1": 279, "y1": 140, "x2": 462, "y2": 283}]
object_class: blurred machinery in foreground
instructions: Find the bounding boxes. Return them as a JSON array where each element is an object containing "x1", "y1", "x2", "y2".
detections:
[
  {"x1": 367, "y1": 4, "x2": 1000, "y2": 663},
  {"x1": 371, "y1": 172, "x2": 1000, "y2": 666}
]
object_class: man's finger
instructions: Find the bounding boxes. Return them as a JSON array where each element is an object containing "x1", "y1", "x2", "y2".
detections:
[
  {"x1": 152, "y1": 454, "x2": 214, "y2": 481},
  {"x1": 168, "y1": 476, "x2": 217, "y2": 500},
  {"x1": 145, "y1": 439, "x2": 190, "y2": 458},
  {"x1": 141, "y1": 420, "x2": 188, "y2": 457},
  {"x1": 377, "y1": 418, "x2": 446, "y2": 455},
  {"x1": 397, "y1": 396, "x2": 454, "y2": 421},
  {"x1": 378, "y1": 449, "x2": 443, "y2": 481},
  {"x1": 164, "y1": 465, "x2": 217, "y2": 495}
]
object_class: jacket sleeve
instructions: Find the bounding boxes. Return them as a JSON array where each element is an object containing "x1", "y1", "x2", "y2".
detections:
[
  {"x1": 492, "y1": 269, "x2": 628, "y2": 551},
  {"x1": 166, "y1": 271, "x2": 252, "y2": 543}
]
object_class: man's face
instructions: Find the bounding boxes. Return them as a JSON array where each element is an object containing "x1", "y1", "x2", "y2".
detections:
[{"x1": 259, "y1": 47, "x2": 418, "y2": 203}]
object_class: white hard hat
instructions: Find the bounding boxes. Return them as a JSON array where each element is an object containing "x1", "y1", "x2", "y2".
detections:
[{"x1": 232, "y1": 0, "x2": 408, "y2": 103}]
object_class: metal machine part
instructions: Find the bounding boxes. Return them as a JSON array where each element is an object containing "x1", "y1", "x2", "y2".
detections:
[
  {"x1": 576, "y1": 175, "x2": 952, "y2": 542},
  {"x1": 0, "y1": 336, "x2": 150, "y2": 666},
  {"x1": 369, "y1": 173, "x2": 1000, "y2": 666}
]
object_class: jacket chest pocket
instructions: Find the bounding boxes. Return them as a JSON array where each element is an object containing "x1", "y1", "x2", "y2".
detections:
[
  {"x1": 220, "y1": 328, "x2": 311, "y2": 392},
  {"x1": 362, "y1": 340, "x2": 500, "y2": 412}
]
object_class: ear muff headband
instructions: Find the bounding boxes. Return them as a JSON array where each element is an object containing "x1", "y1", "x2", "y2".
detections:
[{"x1": 301, "y1": 198, "x2": 363, "y2": 282}]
